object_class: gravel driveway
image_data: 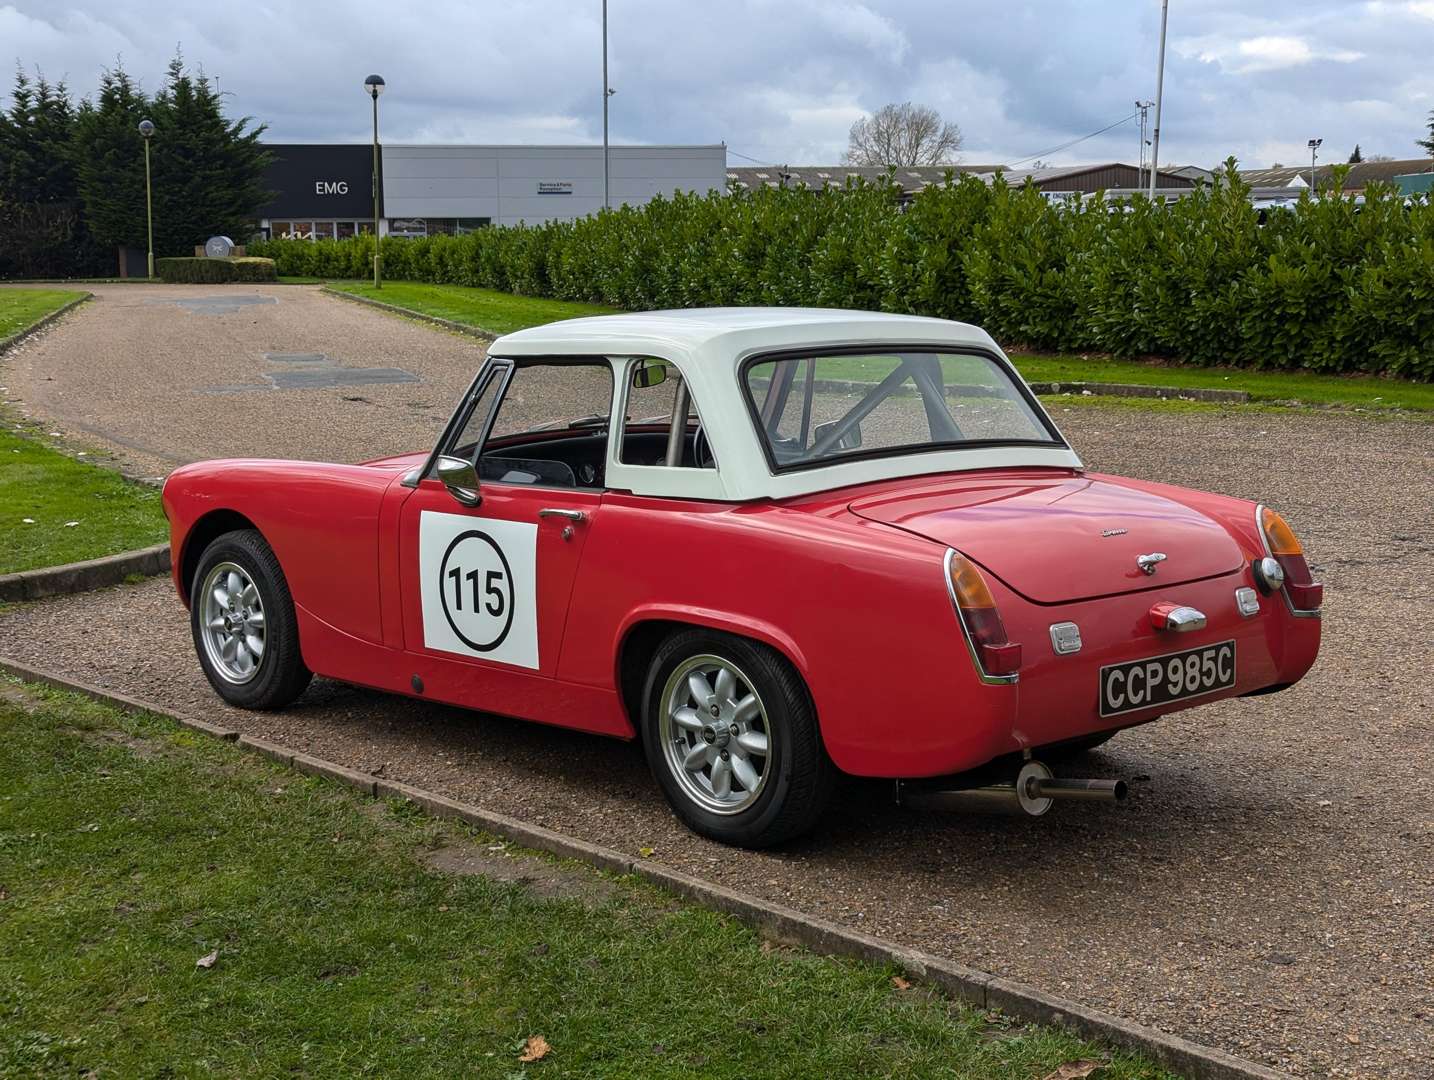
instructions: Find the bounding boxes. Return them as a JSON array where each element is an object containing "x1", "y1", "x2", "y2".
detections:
[
  {"x1": 1, "y1": 283, "x2": 483, "y2": 477},
  {"x1": 2, "y1": 288, "x2": 1432, "y2": 1076}
]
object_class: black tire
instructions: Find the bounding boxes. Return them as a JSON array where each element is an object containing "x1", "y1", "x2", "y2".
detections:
[
  {"x1": 1043, "y1": 730, "x2": 1118, "y2": 761},
  {"x1": 640, "y1": 628, "x2": 835, "y2": 848},
  {"x1": 190, "y1": 529, "x2": 311, "y2": 709}
]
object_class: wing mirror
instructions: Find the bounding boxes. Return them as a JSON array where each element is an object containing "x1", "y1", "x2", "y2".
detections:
[
  {"x1": 435, "y1": 455, "x2": 481, "y2": 507},
  {"x1": 632, "y1": 360, "x2": 668, "y2": 389},
  {"x1": 813, "y1": 419, "x2": 863, "y2": 451}
]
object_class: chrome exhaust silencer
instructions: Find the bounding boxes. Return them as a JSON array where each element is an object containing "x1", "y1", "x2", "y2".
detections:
[{"x1": 935, "y1": 761, "x2": 1128, "y2": 816}]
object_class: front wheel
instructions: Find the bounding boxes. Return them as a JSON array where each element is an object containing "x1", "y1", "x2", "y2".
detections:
[
  {"x1": 190, "y1": 529, "x2": 311, "y2": 709},
  {"x1": 640, "y1": 629, "x2": 835, "y2": 848}
]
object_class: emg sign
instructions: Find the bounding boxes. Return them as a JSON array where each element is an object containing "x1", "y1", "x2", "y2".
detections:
[{"x1": 259, "y1": 145, "x2": 374, "y2": 218}]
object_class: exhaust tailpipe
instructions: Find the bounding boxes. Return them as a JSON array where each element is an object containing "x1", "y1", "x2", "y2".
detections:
[{"x1": 949, "y1": 761, "x2": 1128, "y2": 816}]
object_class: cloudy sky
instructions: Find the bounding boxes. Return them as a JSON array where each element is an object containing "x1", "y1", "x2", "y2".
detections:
[{"x1": 2, "y1": 0, "x2": 1431, "y2": 171}]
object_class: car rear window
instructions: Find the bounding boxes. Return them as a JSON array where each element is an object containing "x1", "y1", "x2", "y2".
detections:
[{"x1": 744, "y1": 350, "x2": 1059, "y2": 470}]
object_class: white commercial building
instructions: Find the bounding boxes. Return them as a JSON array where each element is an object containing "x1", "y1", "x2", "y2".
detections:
[{"x1": 256, "y1": 143, "x2": 727, "y2": 240}]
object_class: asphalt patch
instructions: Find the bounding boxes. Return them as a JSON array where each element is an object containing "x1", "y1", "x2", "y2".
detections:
[
  {"x1": 149, "y1": 295, "x2": 278, "y2": 316},
  {"x1": 201, "y1": 352, "x2": 420, "y2": 394},
  {"x1": 267, "y1": 367, "x2": 419, "y2": 389}
]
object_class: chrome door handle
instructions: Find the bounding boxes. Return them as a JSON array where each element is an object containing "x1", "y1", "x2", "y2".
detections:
[{"x1": 539, "y1": 508, "x2": 586, "y2": 523}]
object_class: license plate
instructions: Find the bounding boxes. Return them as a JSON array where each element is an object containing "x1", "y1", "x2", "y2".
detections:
[{"x1": 1099, "y1": 640, "x2": 1236, "y2": 718}]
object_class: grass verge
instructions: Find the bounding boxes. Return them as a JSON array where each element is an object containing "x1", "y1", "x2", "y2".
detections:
[
  {"x1": 0, "y1": 288, "x2": 87, "y2": 340},
  {"x1": 326, "y1": 281, "x2": 619, "y2": 336},
  {"x1": 1009, "y1": 352, "x2": 1434, "y2": 412},
  {"x1": 0, "y1": 425, "x2": 165, "y2": 574},
  {"x1": 0, "y1": 681, "x2": 1173, "y2": 1079}
]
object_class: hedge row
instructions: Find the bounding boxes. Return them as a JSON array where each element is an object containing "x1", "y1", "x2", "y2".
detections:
[
  {"x1": 156, "y1": 256, "x2": 276, "y2": 283},
  {"x1": 251, "y1": 164, "x2": 1434, "y2": 379}
]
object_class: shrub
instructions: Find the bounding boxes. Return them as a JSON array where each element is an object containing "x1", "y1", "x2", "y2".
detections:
[
  {"x1": 155, "y1": 256, "x2": 276, "y2": 283},
  {"x1": 246, "y1": 166, "x2": 1434, "y2": 380}
]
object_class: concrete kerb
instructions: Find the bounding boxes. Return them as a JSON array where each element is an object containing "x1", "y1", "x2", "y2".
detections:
[
  {"x1": 0, "y1": 653, "x2": 1291, "y2": 1080},
  {"x1": 1026, "y1": 380, "x2": 1250, "y2": 404},
  {"x1": 0, "y1": 543, "x2": 171, "y2": 603},
  {"x1": 322, "y1": 286, "x2": 498, "y2": 343},
  {"x1": 0, "y1": 291, "x2": 94, "y2": 356}
]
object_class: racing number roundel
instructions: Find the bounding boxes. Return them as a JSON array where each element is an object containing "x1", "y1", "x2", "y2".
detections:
[
  {"x1": 419, "y1": 510, "x2": 539, "y2": 669},
  {"x1": 438, "y1": 530, "x2": 515, "y2": 652}
]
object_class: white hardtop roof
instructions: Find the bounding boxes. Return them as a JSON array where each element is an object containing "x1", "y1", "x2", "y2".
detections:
[
  {"x1": 490, "y1": 307, "x2": 999, "y2": 359},
  {"x1": 488, "y1": 308, "x2": 1081, "y2": 502}
]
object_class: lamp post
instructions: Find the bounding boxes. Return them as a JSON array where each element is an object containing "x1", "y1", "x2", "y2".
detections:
[
  {"x1": 1307, "y1": 138, "x2": 1322, "y2": 193},
  {"x1": 364, "y1": 74, "x2": 385, "y2": 288},
  {"x1": 1147, "y1": 0, "x2": 1169, "y2": 200},
  {"x1": 1135, "y1": 100, "x2": 1153, "y2": 190},
  {"x1": 138, "y1": 118, "x2": 155, "y2": 279},
  {"x1": 602, "y1": 1, "x2": 615, "y2": 210}
]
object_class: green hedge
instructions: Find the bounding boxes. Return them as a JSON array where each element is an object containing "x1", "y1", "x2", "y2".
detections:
[
  {"x1": 251, "y1": 163, "x2": 1434, "y2": 379},
  {"x1": 155, "y1": 256, "x2": 277, "y2": 283}
]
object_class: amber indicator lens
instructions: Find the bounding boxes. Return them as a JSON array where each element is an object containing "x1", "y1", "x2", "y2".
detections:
[
  {"x1": 1261, "y1": 507, "x2": 1303, "y2": 556},
  {"x1": 948, "y1": 552, "x2": 997, "y2": 611}
]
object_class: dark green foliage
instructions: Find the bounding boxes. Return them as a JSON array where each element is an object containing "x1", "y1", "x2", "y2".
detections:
[
  {"x1": 0, "y1": 70, "x2": 108, "y2": 278},
  {"x1": 0, "y1": 69, "x2": 77, "y2": 204},
  {"x1": 2, "y1": 55, "x2": 270, "y2": 277},
  {"x1": 145, "y1": 56, "x2": 272, "y2": 256},
  {"x1": 155, "y1": 256, "x2": 276, "y2": 283},
  {"x1": 71, "y1": 67, "x2": 151, "y2": 250},
  {"x1": 252, "y1": 162, "x2": 1434, "y2": 379},
  {"x1": 1418, "y1": 110, "x2": 1434, "y2": 157}
]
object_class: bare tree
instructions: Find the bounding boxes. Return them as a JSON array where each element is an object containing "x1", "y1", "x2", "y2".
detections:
[{"x1": 844, "y1": 102, "x2": 963, "y2": 167}]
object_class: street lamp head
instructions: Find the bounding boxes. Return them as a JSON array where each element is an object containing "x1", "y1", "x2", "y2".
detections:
[
  {"x1": 138, "y1": 118, "x2": 155, "y2": 138},
  {"x1": 364, "y1": 74, "x2": 386, "y2": 99}
]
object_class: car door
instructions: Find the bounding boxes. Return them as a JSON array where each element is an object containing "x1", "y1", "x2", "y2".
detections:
[{"x1": 397, "y1": 359, "x2": 610, "y2": 689}]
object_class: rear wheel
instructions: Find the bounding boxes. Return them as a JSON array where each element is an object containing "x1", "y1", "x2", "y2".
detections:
[
  {"x1": 640, "y1": 628, "x2": 835, "y2": 848},
  {"x1": 190, "y1": 529, "x2": 311, "y2": 709}
]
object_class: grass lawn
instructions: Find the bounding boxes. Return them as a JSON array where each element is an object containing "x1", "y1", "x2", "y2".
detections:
[
  {"x1": 782, "y1": 352, "x2": 1434, "y2": 413},
  {"x1": 0, "y1": 682, "x2": 1172, "y2": 1080},
  {"x1": 0, "y1": 289, "x2": 87, "y2": 340},
  {"x1": 1008, "y1": 352, "x2": 1434, "y2": 412},
  {"x1": 327, "y1": 281, "x2": 619, "y2": 336},
  {"x1": 0, "y1": 426, "x2": 165, "y2": 574}
]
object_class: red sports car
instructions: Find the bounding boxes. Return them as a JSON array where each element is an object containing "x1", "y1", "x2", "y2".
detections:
[{"x1": 163, "y1": 309, "x2": 1322, "y2": 847}]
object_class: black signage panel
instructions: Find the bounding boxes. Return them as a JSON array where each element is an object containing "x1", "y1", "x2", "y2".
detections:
[{"x1": 259, "y1": 144, "x2": 378, "y2": 219}]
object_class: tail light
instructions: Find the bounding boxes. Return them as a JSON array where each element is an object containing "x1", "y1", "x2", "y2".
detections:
[
  {"x1": 1257, "y1": 506, "x2": 1322, "y2": 615},
  {"x1": 944, "y1": 549, "x2": 1021, "y2": 682}
]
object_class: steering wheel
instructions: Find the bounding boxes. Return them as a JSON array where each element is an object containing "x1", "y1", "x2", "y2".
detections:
[{"x1": 691, "y1": 423, "x2": 715, "y2": 469}]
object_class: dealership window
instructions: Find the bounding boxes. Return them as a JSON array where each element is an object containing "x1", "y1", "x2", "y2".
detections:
[
  {"x1": 388, "y1": 217, "x2": 491, "y2": 239},
  {"x1": 266, "y1": 220, "x2": 373, "y2": 241}
]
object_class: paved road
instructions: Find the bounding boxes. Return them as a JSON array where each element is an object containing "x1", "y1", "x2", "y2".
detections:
[
  {"x1": 2, "y1": 285, "x2": 1433, "y2": 1076},
  {"x1": 1, "y1": 283, "x2": 484, "y2": 478}
]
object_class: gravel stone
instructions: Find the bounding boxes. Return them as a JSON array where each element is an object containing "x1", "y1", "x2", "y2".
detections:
[{"x1": 2, "y1": 284, "x2": 1432, "y2": 1076}]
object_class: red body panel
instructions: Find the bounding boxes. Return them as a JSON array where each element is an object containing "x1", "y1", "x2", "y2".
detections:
[
  {"x1": 163, "y1": 457, "x2": 1321, "y2": 780},
  {"x1": 847, "y1": 470, "x2": 1243, "y2": 603}
]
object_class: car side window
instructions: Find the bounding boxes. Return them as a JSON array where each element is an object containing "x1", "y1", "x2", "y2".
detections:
[
  {"x1": 444, "y1": 364, "x2": 508, "y2": 463},
  {"x1": 477, "y1": 361, "x2": 614, "y2": 489},
  {"x1": 618, "y1": 359, "x2": 716, "y2": 470}
]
